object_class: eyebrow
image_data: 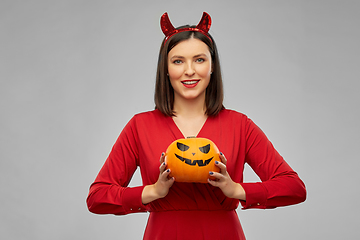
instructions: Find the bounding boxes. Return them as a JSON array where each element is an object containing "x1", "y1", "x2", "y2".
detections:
[{"x1": 170, "y1": 53, "x2": 208, "y2": 60}]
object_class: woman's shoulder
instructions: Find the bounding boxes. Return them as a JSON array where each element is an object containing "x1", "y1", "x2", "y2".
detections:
[
  {"x1": 122, "y1": 109, "x2": 167, "y2": 133},
  {"x1": 130, "y1": 109, "x2": 168, "y2": 125},
  {"x1": 133, "y1": 109, "x2": 165, "y2": 119},
  {"x1": 217, "y1": 109, "x2": 257, "y2": 130},
  {"x1": 219, "y1": 108, "x2": 249, "y2": 120},
  {"x1": 133, "y1": 108, "x2": 250, "y2": 123},
  {"x1": 218, "y1": 109, "x2": 262, "y2": 135}
]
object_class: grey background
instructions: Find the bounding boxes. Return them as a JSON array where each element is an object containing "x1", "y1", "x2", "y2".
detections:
[{"x1": 1, "y1": 0, "x2": 359, "y2": 239}]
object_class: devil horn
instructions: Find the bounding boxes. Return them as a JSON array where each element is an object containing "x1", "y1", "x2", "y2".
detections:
[
  {"x1": 160, "y1": 12, "x2": 176, "y2": 37},
  {"x1": 196, "y1": 12, "x2": 211, "y2": 33}
]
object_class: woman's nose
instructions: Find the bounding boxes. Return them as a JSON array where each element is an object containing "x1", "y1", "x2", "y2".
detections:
[{"x1": 184, "y1": 62, "x2": 195, "y2": 76}]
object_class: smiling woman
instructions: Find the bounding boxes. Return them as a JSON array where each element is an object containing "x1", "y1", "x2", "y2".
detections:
[
  {"x1": 86, "y1": 12, "x2": 306, "y2": 240},
  {"x1": 167, "y1": 38, "x2": 212, "y2": 103},
  {"x1": 154, "y1": 13, "x2": 224, "y2": 118}
]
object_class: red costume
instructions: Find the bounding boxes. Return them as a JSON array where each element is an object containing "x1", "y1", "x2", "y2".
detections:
[{"x1": 87, "y1": 109, "x2": 306, "y2": 239}]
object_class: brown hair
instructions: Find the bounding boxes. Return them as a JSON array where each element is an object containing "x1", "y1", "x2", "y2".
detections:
[{"x1": 154, "y1": 25, "x2": 224, "y2": 117}]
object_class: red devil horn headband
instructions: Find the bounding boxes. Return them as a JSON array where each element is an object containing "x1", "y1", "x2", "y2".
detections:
[{"x1": 160, "y1": 12, "x2": 212, "y2": 44}]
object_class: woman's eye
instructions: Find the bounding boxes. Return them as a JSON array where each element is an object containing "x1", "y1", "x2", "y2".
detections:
[
  {"x1": 173, "y1": 60, "x2": 182, "y2": 64},
  {"x1": 196, "y1": 58, "x2": 205, "y2": 63}
]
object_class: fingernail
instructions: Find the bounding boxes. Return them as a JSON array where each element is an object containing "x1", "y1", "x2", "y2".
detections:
[
  {"x1": 161, "y1": 152, "x2": 165, "y2": 156},
  {"x1": 167, "y1": 169, "x2": 170, "y2": 172},
  {"x1": 215, "y1": 161, "x2": 219, "y2": 164},
  {"x1": 220, "y1": 152, "x2": 223, "y2": 156},
  {"x1": 209, "y1": 171, "x2": 213, "y2": 175},
  {"x1": 163, "y1": 162, "x2": 166, "y2": 165}
]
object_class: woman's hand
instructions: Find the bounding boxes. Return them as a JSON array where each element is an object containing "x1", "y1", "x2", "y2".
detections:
[
  {"x1": 207, "y1": 152, "x2": 246, "y2": 200},
  {"x1": 154, "y1": 153, "x2": 175, "y2": 198},
  {"x1": 142, "y1": 153, "x2": 175, "y2": 204}
]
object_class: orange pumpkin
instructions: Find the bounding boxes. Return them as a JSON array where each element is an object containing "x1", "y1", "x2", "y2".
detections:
[{"x1": 165, "y1": 137, "x2": 221, "y2": 183}]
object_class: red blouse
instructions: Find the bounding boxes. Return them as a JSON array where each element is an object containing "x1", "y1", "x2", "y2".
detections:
[{"x1": 87, "y1": 109, "x2": 306, "y2": 239}]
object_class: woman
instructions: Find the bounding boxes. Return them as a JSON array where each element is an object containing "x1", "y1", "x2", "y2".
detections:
[{"x1": 87, "y1": 12, "x2": 306, "y2": 240}]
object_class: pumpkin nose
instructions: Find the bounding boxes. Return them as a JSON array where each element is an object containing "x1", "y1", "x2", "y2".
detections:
[{"x1": 192, "y1": 153, "x2": 196, "y2": 156}]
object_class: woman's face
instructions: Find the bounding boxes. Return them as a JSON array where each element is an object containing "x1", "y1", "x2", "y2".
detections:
[{"x1": 167, "y1": 37, "x2": 212, "y2": 103}]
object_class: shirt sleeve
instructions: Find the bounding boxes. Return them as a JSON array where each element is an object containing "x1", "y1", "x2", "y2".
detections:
[
  {"x1": 239, "y1": 118, "x2": 306, "y2": 210},
  {"x1": 86, "y1": 116, "x2": 148, "y2": 215}
]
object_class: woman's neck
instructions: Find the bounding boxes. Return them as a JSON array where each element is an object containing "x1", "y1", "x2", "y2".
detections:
[
  {"x1": 172, "y1": 95, "x2": 208, "y2": 138},
  {"x1": 173, "y1": 95, "x2": 206, "y2": 118}
]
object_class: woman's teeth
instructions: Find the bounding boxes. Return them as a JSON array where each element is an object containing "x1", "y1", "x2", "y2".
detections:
[{"x1": 182, "y1": 80, "x2": 199, "y2": 85}]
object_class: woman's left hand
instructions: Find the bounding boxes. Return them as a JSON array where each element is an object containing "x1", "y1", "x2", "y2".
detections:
[{"x1": 207, "y1": 152, "x2": 246, "y2": 200}]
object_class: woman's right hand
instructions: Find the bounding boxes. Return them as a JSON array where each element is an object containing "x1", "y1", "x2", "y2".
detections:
[{"x1": 141, "y1": 153, "x2": 175, "y2": 204}]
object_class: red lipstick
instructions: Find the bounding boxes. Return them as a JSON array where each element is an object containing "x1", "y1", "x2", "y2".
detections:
[{"x1": 181, "y1": 80, "x2": 200, "y2": 88}]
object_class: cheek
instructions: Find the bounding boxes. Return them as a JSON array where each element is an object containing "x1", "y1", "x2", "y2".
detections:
[
  {"x1": 198, "y1": 64, "x2": 212, "y2": 77},
  {"x1": 168, "y1": 65, "x2": 183, "y2": 80}
]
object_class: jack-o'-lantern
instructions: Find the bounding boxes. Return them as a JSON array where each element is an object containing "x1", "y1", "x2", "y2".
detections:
[{"x1": 165, "y1": 137, "x2": 221, "y2": 183}]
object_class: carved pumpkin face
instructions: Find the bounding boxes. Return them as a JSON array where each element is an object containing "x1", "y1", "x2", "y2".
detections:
[{"x1": 165, "y1": 137, "x2": 220, "y2": 183}]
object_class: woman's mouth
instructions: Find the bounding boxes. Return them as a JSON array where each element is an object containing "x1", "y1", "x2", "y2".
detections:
[{"x1": 181, "y1": 80, "x2": 200, "y2": 88}]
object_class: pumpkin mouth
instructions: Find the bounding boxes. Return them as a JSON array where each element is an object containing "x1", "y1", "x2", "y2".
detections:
[{"x1": 175, "y1": 153, "x2": 213, "y2": 167}]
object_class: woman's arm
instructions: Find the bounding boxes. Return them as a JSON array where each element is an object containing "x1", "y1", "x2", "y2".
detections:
[
  {"x1": 240, "y1": 119, "x2": 306, "y2": 209},
  {"x1": 87, "y1": 117, "x2": 146, "y2": 215},
  {"x1": 208, "y1": 117, "x2": 306, "y2": 209}
]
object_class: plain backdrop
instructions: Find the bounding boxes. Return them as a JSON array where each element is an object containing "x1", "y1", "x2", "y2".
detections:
[{"x1": 1, "y1": 0, "x2": 359, "y2": 239}]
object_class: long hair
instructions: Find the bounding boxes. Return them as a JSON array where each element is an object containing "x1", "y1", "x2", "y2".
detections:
[{"x1": 154, "y1": 25, "x2": 224, "y2": 117}]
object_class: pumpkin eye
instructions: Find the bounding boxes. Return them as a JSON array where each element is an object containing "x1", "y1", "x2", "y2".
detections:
[
  {"x1": 177, "y1": 142, "x2": 190, "y2": 152},
  {"x1": 199, "y1": 144, "x2": 210, "y2": 154}
]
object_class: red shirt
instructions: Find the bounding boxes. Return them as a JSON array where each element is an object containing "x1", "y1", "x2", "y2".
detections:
[{"x1": 87, "y1": 109, "x2": 306, "y2": 239}]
